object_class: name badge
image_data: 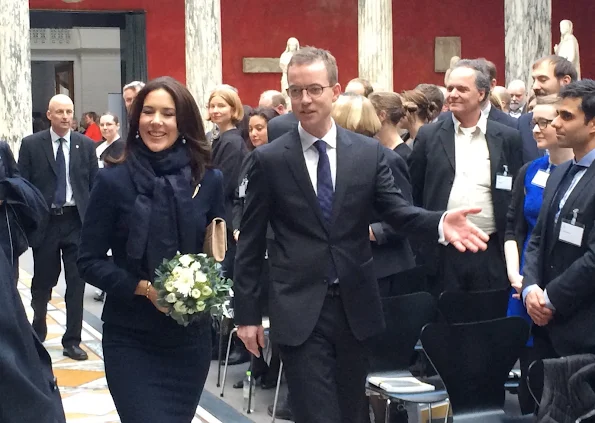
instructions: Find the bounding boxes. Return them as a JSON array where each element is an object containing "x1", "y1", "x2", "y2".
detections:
[
  {"x1": 495, "y1": 164, "x2": 512, "y2": 191},
  {"x1": 531, "y1": 170, "x2": 550, "y2": 188},
  {"x1": 239, "y1": 178, "x2": 248, "y2": 198},
  {"x1": 559, "y1": 209, "x2": 584, "y2": 247}
]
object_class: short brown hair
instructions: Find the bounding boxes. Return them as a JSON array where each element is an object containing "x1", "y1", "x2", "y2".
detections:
[
  {"x1": 100, "y1": 112, "x2": 119, "y2": 125},
  {"x1": 331, "y1": 93, "x2": 381, "y2": 137},
  {"x1": 207, "y1": 88, "x2": 244, "y2": 125},
  {"x1": 288, "y1": 46, "x2": 338, "y2": 85},
  {"x1": 532, "y1": 55, "x2": 578, "y2": 82},
  {"x1": 535, "y1": 94, "x2": 560, "y2": 106},
  {"x1": 368, "y1": 92, "x2": 406, "y2": 125},
  {"x1": 348, "y1": 78, "x2": 374, "y2": 97}
]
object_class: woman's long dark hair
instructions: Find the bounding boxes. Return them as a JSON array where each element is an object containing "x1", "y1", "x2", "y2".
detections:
[
  {"x1": 246, "y1": 107, "x2": 277, "y2": 151},
  {"x1": 107, "y1": 76, "x2": 211, "y2": 183}
]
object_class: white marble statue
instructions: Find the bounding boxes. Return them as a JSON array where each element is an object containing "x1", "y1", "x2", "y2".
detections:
[
  {"x1": 280, "y1": 37, "x2": 300, "y2": 94},
  {"x1": 444, "y1": 55, "x2": 460, "y2": 86},
  {"x1": 554, "y1": 20, "x2": 581, "y2": 79}
]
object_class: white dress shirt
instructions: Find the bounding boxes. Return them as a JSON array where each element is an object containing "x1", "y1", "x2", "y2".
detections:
[
  {"x1": 447, "y1": 113, "x2": 496, "y2": 235},
  {"x1": 481, "y1": 101, "x2": 492, "y2": 118},
  {"x1": 50, "y1": 127, "x2": 75, "y2": 206},
  {"x1": 298, "y1": 121, "x2": 337, "y2": 193}
]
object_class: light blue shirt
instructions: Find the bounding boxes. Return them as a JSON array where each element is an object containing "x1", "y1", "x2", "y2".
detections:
[
  {"x1": 49, "y1": 128, "x2": 75, "y2": 206},
  {"x1": 523, "y1": 147, "x2": 595, "y2": 310}
]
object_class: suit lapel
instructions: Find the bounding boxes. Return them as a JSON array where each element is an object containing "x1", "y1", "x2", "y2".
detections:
[
  {"x1": 283, "y1": 130, "x2": 329, "y2": 232},
  {"x1": 551, "y1": 162, "x2": 595, "y2": 255},
  {"x1": 439, "y1": 119, "x2": 456, "y2": 172},
  {"x1": 330, "y1": 128, "x2": 353, "y2": 226},
  {"x1": 42, "y1": 130, "x2": 57, "y2": 176},
  {"x1": 544, "y1": 161, "x2": 571, "y2": 256},
  {"x1": 69, "y1": 133, "x2": 80, "y2": 178},
  {"x1": 485, "y1": 123, "x2": 503, "y2": 187}
]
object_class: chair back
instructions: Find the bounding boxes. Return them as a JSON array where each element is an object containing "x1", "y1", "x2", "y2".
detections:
[
  {"x1": 366, "y1": 292, "x2": 436, "y2": 372},
  {"x1": 390, "y1": 265, "x2": 429, "y2": 296},
  {"x1": 438, "y1": 288, "x2": 509, "y2": 324},
  {"x1": 420, "y1": 317, "x2": 529, "y2": 416},
  {"x1": 527, "y1": 359, "x2": 544, "y2": 408}
]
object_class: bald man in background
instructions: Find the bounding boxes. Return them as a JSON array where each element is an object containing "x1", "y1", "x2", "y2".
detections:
[
  {"x1": 259, "y1": 90, "x2": 289, "y2": 115},
  {"x1": 19, "y1": 94, "x2": 98, "y2": 361}
]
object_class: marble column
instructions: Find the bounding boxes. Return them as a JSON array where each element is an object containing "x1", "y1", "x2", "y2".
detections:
[
  {"x1": 0, "y1": 0, "x2": 32, "y2": 157},
  {"x1": 185, "y1": 0, "x2": 222, "y2": 129},
  {"x1": 358, "y1": 0, "x2": 393, "y2": 91},
  {"x1": 504, "y1": 0, "x2": 551, "y2": 89}
]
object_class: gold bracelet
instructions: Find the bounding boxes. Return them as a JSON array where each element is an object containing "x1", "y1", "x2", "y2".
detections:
[{"x1": 145, "y1": 281, "x2": 151, "y2": 299}]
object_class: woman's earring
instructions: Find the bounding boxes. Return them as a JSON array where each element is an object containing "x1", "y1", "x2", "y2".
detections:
[
  {"x1": 135, "y1": 131, "x2": 140, "y2": 139},
  {"x1": 181, "y1": 135, "x2": 187, "y2": 144}
]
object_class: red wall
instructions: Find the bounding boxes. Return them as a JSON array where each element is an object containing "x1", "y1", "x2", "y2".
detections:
[
  {"x1": 29, "y1": 0, "x2": 186, "y2": 83},
  {"x1": 392, "y1": 0, "x2": 505, "y2": 91},
  {"x1": 552, "y1": 0, "x2": 595, "y2": 80},
  {"x1": 221, "y1": 0, "x2": 358, "y2": 107}
]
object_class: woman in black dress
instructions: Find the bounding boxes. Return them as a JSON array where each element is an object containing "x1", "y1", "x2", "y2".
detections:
[
  {"x1": 78, "y1": 76, "x2": 225, "y2": 423},
  {"x1": 207, "y1": 88, "x2": 248, "y2": 281}
]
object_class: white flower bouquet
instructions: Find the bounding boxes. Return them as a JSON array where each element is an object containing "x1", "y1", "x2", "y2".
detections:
[{"x1": 153, "y1": 253, "x2": 233, "y2": 326}]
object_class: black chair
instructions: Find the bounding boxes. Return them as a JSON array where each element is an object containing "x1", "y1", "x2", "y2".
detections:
[
  {"x1": 527, "y1": 359, "x2": 544, "y2": 408},
  {"x1": 438, "y1": 288, "x2": 510, "y2": 324},
  {"x1": 390, "y1": 265, "x2": 430, "y2": 297},
  {"x1": 420, "y1": 317, "x2": 530, "y2": 422},
  {"x1": 366, "y1": 292, "x2": 448, "y2": 421}
]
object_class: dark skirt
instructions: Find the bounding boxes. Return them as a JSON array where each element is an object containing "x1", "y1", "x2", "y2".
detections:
[{"x1": 103, "y1": 319, "x2": 212, "y2": 423}]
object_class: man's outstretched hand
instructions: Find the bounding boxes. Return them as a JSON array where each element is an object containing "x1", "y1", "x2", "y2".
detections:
[{"x1": 443, "y1": 208, "x2": 490, "y2": 252}]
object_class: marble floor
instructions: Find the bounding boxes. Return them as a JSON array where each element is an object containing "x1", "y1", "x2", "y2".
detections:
[{"x1": 17, "y1": 272, "x2": 219, "y2": 423}]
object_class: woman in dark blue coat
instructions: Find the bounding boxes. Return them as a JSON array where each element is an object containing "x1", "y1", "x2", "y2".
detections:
[{"x1": 78, "y1": 76, "x2": 225, "y2": 423}]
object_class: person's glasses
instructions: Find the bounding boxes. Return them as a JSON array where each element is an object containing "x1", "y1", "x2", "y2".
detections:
[
  {"x1": 531, "y1": 118, "x2": 554, "y2": 130},
  {"x1": 286, "y1": 84, "x2": 332, "y2": 100}
]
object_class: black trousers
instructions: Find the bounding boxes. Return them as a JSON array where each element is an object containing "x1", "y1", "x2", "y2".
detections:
[
  {"x1": 440, "y1": 235, "x2": 508, "y2": 292},
  {"x1": 31, "y1": 208, "x2": 84, "y2": 347},
  {"x1": 279, "y1": 291, "x2": 369, "y2": 423}
]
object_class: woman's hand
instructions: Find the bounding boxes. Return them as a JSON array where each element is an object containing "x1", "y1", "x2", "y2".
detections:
[
  {"x1": 135, "y1": 280, "x2": 169, "y2": 314},
  {"x1": 508, "y1": 273, "x2": 524, "y2": 299}
]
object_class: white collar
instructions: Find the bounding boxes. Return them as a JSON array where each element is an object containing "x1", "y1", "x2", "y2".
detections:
[
  {"x1": 298, "y1": 120, "x2": 337, "y2": 152},
  {"x1": 481, "y1": 101, "x2": 492, "y2": 117},
  {"x1": 452, "y1": 111, "x2": 488, "y2": 135},
  {"x1": 49, "y1": 127, "x2": 72, "y2": 143}
]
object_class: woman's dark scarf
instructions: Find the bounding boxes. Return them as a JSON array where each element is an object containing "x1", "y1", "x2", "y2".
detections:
[{"x1": 126, "y1": 138, "x2": 197, "y2": 280}]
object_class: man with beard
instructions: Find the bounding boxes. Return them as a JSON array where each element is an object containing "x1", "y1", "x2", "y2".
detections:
[
  {"x1": 518, "y1": 55, "x2": 577, "y2": 163},
  {"x1": 507, "y1": 79, "x2": 527, "y2": 119}
]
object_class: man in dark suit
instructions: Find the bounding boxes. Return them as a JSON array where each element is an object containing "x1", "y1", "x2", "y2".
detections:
[
  {"x1": 438, "y1": 59, "x2": 519, "y2": 130},
  {"x1": 0, "y1": 247, "x2": 66, "y2": 423},
  {"x1": 409, "y1": 61, "x2": 523, "y2": 293},
  {"x1": 234, "y1": 46, "x2": 489, "y2": 423},
  {"x1": 19, "y1": 94, "x2": 98, "y2": 361},
  {"x1": 522, "y1": 80, "x2": 595, "y2": 359},
  {"x1": 517, "y1": 55, "x2": 578, "y2": 163},
  {"x1": 267, "y1": 112, "x2": 298, "y2": 141}
]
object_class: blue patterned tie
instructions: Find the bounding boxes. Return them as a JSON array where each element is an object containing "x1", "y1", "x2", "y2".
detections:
[
  {"x1": 314, "y1": 140, "x2": 337, "y2": 284},
  {"x1": 314, "y1": 140, "x2": 334, "y2": 223},
  {"x1": 54, "y1": 137, "x2": 67, "y2": 207}
]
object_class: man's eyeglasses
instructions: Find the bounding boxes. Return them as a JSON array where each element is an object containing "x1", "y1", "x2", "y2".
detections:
[
  {"x1": 531, "y1": 118, "x2": 554, "y2": 130},
  {"x1": 286, "y1": 84, "x2": 332, "y2": 100}
]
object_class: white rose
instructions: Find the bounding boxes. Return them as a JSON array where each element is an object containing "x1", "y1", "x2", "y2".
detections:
[
  {"x1": 165, "y1": 293, "x2": 177, "y2": 303},
  {"x1": 164, "y1": 281, "x2": 174, "y2": 292},
  {"x1": 174, "y1": 279, "x2": 193, "y2": 297},
  {"x1": 201, "y1": 286, "x2": 213, "y2": 297},
  {"x1": 195, "y1": 271, "x2": 207, "y2": 283},
  {"x1": 173, "y1": 301, "x2": 188, "y2": 314},
  {"x1": 196, "y1": 301, "x2": 206, "y2": 312},
  {"x1": 197, "y1": 253, "x2": 207, "y2": 258},
  {"x1": 178, "y1": 255, "x2": 194, "y2": 267},
  {"x1": 172, "y1": 266, "x2": 184, "y2": 276},
  {"x1": 190, "y1": 262, "x2": 201, "y2": 271},
  {"x1": 191, "y1": 289, "x2": 201, "y2": 299}
]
